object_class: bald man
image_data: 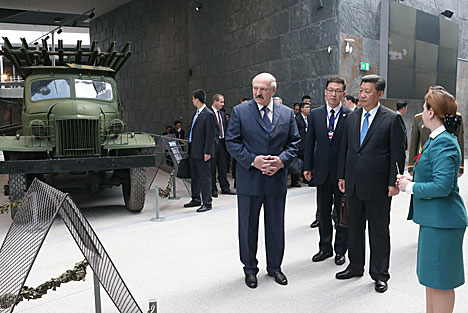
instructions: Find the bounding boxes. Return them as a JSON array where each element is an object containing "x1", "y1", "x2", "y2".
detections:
[{"x1": 226, "y1": 73, "x2": 300, "y2": 289}]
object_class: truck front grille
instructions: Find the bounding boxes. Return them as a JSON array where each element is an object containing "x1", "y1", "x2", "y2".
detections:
[{"x1": 56, "y1": 119, "x2": 100, "y2": 157}]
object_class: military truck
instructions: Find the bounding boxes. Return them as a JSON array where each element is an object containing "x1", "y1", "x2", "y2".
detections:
[{"x1": 0, "y1": 37, "x2": 155, "y2": 218}]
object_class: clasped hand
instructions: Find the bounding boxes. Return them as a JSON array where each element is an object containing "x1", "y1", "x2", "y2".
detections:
[
  {"x1": 253, "y1": 155, "x2": 283, "y2": 176},
  {"x1": 396, "y1": 174, "x2": 413, "y2": 192}
]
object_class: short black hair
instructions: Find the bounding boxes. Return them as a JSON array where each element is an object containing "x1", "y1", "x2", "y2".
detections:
[
  {"x1": 344, "y1": 95, "x2": 356, "y2": 103},
  {"x1": 326, "y1": 75, "x2": 346, "y2": 91},
  {"x1": 292, "y1": 103, "x2": 300, "y2": 109},
  {"x1": 396, "y1": 100, "x2": 407, "y2": 111},
  {"x1": 192, "y1": 89, "x2": 206, "y2": 104},
  {"x1": 241, "y1": 97, "x2": 250, "y2": 102},
  {"x1": 361, "y1": 75, "x2": 386, "y2": 92},
  {"x1": 301, "y1": 95, "x2": 311, "y2": 102},
  {"x1": 174, "y1": 120, "x2": 182, "y2": 126},
  {"x1": 300, "y1": 102, "x2": 310, "y2": 109}
]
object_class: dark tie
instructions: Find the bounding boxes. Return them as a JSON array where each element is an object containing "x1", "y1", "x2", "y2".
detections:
[
  {"x1": 217, "y1": 111, "x2": 224, "y2": 139},
  {"x1": 329, "y1": 109, "x2": 335, "y2": 133},
  {"x1": 262, "y1": 106, "x2": 271, "y2": 133},
  {"x1": 360, "y1": 112, "x2": 370, "y2": 146}
]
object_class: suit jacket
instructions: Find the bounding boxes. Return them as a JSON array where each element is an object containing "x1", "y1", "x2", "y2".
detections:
[
  {"x1": 304, "y1": 105, "x2": 351, "y2": 185},
  {"x1": 408, "y1": 130, "x2": 468, "y2": 228},
  {"x1": 226, "y1": 100, "x2": 301, "y2": 196},
  {"x1": 211, "y1": 107, "x2": 228, "y2": 150},
  {"x1": 171, "y1": 128, "x2": 185, "y2": 139},
  {"x1": 295, "y1": 113, "x2": 308, "y2": 158},
  {"x1": 408, "y1": 113, "x2": 464, "y2": 173},
  {"x1": 188, "y1": 106, "x2": 216, "y2": 159},
  {"x1": 338, "y1": 105, "x2": 406, "y2": 200}
]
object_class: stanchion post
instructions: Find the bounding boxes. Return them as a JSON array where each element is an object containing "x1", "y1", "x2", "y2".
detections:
[
  {"x1": 169, "y1": 169, "x2": 180, "y2": 200},
  {"x1": 93, "y1": 272, "x2": 102, "y2": 313},
  {"x1": 155, "y1": 184, "x2": 160, "y2": 219}
]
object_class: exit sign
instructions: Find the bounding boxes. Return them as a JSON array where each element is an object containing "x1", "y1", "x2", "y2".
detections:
[{"x1": 360, "y1": 62, "x2": 370, "y2": 71}]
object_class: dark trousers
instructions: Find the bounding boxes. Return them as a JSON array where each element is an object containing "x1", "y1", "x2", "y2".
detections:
[
  {"x1": 347, "y1": 194, "x2": 391, "y2": 282},
  {"x1": 316, "y1": 175, "x2": 348, "y2": 255},
  {"x1": 189, "y1": 156, "x2": 212, "y2": 206},
  {"x1": 238, "y1": 194, "x2": 286, "y2": 275},
  {"x1": 211, "y1": 139, "x2": 230, "y2": 192}
]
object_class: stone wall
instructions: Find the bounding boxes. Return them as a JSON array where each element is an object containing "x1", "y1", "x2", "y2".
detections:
[{"x1": 90, "y1": 0, "x2": 340, "y2": 134}]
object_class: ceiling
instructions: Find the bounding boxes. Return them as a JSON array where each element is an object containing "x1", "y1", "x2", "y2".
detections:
[{"x1": 0, "y1": 0, "x2": 131, "y2": 27}]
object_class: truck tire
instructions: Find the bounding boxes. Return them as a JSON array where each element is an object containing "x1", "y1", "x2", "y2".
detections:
[
  {"x1": 9, "y1": 173, "x2": 28, "y2": 219},
  {"x1": 122, "y1": 168, "x2": 146, "y2": 212}
]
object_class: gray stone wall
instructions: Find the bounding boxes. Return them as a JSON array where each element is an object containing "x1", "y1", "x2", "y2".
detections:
[
  {"x1": 90, "y1": 0, "x2": 340, "y2": 134},
  {"x1": 338, "y1": 0, "x2": 468, "y2": 155},
  {"x1": 90, "y1": 0, "x2": 189, "y2": 134}
]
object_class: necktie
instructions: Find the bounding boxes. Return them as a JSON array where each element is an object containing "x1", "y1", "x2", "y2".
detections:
[
  {"x1": 329, "y1": 109, "x2": 335, "y2": 132},
  {"x1": 217, "y1": 111, "x2": 224, "y2": 139},
  {"x1": 360, "y1": 112, "x2": 370, "y2": 146},
  {"x1": 262, "y1": 106, "x2": 271, "y2": 133},
  {"x1": 189, "y1": 110, "x2": 199, "y2": 143}
]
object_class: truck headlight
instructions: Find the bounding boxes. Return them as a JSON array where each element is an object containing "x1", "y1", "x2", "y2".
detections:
[
  {"x1": 29, "y1": 120, "x2": 47, "y2": 137},
  {"x1": 109, "y1": 119, "x2": 125, "y2": 135}
]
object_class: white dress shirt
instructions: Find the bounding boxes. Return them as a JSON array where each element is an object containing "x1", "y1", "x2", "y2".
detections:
[
  {"x1": 258, "y1": 99, "x2": 274, "y2": 123},
  {"x1": 360, "y1": 103, "x2": 380, "y2": 131},
  {"x1": 213, "y1": 107, "x2": 224, "y2": 139}
]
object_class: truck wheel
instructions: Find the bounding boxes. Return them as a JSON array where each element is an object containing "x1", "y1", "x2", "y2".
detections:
[
  {"x1": 9, "y1": 174, "x2": 28, "y2": 219},
  {"x1": 122, "y1": 168, "x2": 146, "y2": 212}
]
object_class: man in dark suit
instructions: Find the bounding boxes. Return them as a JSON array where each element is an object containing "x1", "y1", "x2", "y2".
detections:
[
  {"x1": 336, "y1": 75, "x2": 406, "y2": 293},
  {"x1": 396, "y1": 100, "x2": 408, "y2": 150},
  {"x1": 226, "y1": 73, "x2": 300, "y2": 289},
  {"x1": 171, "y1": 120, "x2": 185, "y2": 139},
  {"x1": 183, "y1": 89, "x2": 216, "y2": 213},
  {"x1": 210, "y1": 93, "x2": 236, "y2": 197},
  {"x1": 304, "y1": 75, "x2": 350, "y2": 267}
]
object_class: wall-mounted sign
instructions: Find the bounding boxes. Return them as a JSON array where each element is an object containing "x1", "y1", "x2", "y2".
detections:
[{"x1": 360, "y1": 62, "x2": 370, "y2": 71}]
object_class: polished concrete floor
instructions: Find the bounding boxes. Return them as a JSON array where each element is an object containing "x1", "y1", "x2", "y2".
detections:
[{"x1": 0, "y1": 168, "x2": 467, "y2": 313}]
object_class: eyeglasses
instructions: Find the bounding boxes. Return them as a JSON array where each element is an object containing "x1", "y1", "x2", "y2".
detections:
[{"x1": 326, "y1": 88, "x2": 343, "y2": 94}]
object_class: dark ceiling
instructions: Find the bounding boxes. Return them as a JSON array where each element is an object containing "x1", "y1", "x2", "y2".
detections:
[{"x1": 0, "y1": 8, "x2": 92, "y2": 27}]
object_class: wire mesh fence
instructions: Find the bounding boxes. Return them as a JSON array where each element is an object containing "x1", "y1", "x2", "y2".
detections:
[{"x1": 0, "y1": 178, "x2": 142, "y2": 313}]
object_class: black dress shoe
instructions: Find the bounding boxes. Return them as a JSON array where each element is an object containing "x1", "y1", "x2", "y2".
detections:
[
  {"x1": 245, "y1": 274, "x2": 257, "y2": 289},
  {"x1": 312, "y1": 251, "x2": 333, "y2": 262},
  {"x1": 196, "y1": 204, "x2": 212, "y2": 213},
  {"x1": 375, "y1": 280, "x2": 388, "y2": 293},
  {"x1": 334, "y1": 254, "x2": 346, "y2": 265},
  {"x1": 310, "y1": 220, "x2": 319, "y2": 228},
  {"x1": 212, "y1": 191, "x2": 218, "y2": 198},
  {"x1": 184, "y1": 200, "x2": 201, "y2": 208},
  {"x1": 290, "y1": 183, "x2": 301, "y2": 187},
  {"x1": 268, "y1": 271, "x2": 288, "y2": 285},
  {"x1": 336, "y1": 269, "x2": 364, "y2": 280},
  {"x1": 221, "y1": 189, "x2": 236, "y2": 195}
]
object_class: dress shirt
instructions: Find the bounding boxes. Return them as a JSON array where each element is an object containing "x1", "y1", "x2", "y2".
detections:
[
  {"x1": 326, "y1": 103, "x2": 342, "y2": 130},
  {"x1": 405, "y1": 125, "x2": 446, "y2": 194},
  {"x1": 301, "y1": 113, "x2": 308, "y2": 131},
  {"x1": 360, "y1": 103, "x2": 380, "y2": 131},
  {"x1": 213, "y1": 107, "x2": 224, "y2": 139},
  {"x1": 257, "y1": 99, "x2": 273, "y2": 123}
]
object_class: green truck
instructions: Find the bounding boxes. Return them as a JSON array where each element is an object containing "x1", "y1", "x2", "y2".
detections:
[{"x1": 0, "y1": 37, "x2": 155, "y2": 217}]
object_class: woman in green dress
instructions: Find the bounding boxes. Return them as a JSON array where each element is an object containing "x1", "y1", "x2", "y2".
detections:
[{"x1": 397, "y1": 89, "x2": 467, "y2": 313}]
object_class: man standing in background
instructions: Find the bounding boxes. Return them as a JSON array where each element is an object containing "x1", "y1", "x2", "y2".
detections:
[
  {"x1": 304, "y1": 76, "x2": 350, "y2": 266},
  {"x1": 184, "y1": 89, "x2": 216, "y2": 213},
  {"x1": 211, "y1": 94, "x2": 236, "y2": 197}
]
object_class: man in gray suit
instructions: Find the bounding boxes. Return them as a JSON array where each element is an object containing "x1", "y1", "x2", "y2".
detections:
[{"x1": 226, "y1": 73, "x2": 300, "y2": 289}]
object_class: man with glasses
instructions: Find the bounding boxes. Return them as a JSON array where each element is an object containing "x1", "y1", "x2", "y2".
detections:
[{"x1": 304, "y1": 76, "x2": 350, "y2": 267}]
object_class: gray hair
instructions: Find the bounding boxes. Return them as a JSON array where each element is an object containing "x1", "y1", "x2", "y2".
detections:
[{"x1": 252, "y1": 72, "x2": 277, "y2": 89}]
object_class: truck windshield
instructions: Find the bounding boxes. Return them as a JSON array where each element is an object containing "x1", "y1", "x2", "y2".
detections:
[
  {"x1": 75, "y1": 79, "x2": 113, "y2": 101},
  {"x1": 31, "y1": 79, "x2": 71, "y2": 101}
]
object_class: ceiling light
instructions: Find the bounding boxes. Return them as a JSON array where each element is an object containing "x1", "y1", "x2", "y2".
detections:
[
  {"x1": 195, "y1": 1, "x2": 203, "y2": 11},
  {"x1": 441, "y1": 10, "x2": 454, "y2": 18}
]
